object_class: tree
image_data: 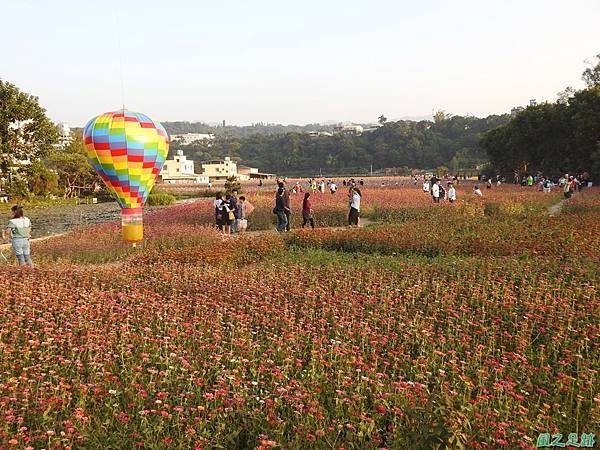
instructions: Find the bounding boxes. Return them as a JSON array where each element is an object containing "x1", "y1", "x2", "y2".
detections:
[
  {"x1": 0, "y1": 80, "x2": 58, "y2": 178},
  {"x1": 582, "y1": 53, "x2": 600, "y2": 87},
  {"x1": 27, "y1": 160, "x2": 59, "y2": 196},
  {"x1": 46, "y1": 131, "x2": 101, "y2": 198},
  {"x1": 378, "y1": 115, "x2": 388, "y2": 125}
]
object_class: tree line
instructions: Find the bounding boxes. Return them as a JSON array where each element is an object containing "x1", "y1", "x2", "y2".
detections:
[
  {"x1": 481, "y1": 54, "x2": 600, "y2": 179},
  {"x1": 171, "y1": 112, "x2": 510, "y2": 176}
]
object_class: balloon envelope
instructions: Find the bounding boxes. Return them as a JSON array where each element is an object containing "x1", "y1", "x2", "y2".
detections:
[{"x1": 83, "y1": 109, "x2": 169, "y2": 210}]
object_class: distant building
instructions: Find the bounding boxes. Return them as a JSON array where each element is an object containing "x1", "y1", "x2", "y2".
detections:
[
  {"x1": 56, "y1": 122, "x2": 72, "y2": 148},
  {"x1": 160, "y1": 150, "x2": 209, "y2": 184},
  {"x1": 238, "y1": 165, "x2": 274, "y2": 180},
  {"x1": 333, "y1": 124, "x2": 363, "y2": 136},
  {"x1": 511, "y1": 106, "x2": 525, "y2": 117},
  {"x1": 307, "y1": 130, "x2": 333, "y2": 137},
  {"x1": 200, "y1": 156, "x2": 238, "y2": 180},
  {"x1": 171, "y1": 133, "x2": 215, "y2": 145},
  {"x1": 363, "y1": 123, "x2": 383, "y2": 133}
]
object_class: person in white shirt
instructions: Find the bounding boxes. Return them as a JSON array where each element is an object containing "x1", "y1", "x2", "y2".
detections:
[
  {"x1": 448, "y1": 184, "x2": 457, "y2": 202},
  {"x1": 2, "y1": 205, "x2": 33, "y2": 266},
  {"x1": 431, "y1": 181, "x2": 441, "y2": 203},
  {"x1": 348, "y1": 188, "x2": 361, "y2": 226},
  {"x1": 423, "y1": 180, "x2": 430, "y2": 193},
  {"x1": 473, "y1": 186, "x2": 483, "y2": 197},
  {"x1": 330, "y1": 182, "x2": 337, "y2": 194}
]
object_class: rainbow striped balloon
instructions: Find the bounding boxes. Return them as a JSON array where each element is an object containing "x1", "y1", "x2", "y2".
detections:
[{"x1": 83, "y1": 109, "x2": 169, "y2": 242}]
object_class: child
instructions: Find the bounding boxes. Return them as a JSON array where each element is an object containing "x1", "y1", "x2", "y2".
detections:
[
  {"x1": 448, "y1": 184, "x2": 456, "y2": 202},
  {"x1": 237, "y1": 196, "x2": 248, "y2": 232},
  {"x1": 473, "y1": 186, "x2": 483, "y2": 197}
]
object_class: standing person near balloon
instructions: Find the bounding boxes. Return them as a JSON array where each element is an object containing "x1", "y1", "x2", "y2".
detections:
[{"x1": 2, "y1": 205, "x2": 33, "y2": 267}]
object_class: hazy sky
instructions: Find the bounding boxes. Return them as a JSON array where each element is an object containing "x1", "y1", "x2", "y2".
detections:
[{"x1": 1, "y1": 0, "x2": 599, "y2": 126}]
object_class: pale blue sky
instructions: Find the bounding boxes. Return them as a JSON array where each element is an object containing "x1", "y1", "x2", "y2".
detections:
[{"x1": 1, "y1": 0, "x2": 599, "y2": 126}]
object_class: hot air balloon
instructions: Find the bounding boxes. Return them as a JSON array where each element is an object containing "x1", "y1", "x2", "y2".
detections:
[{"x1": 83, "y1": 109, "x2": 169, "y2": 243}]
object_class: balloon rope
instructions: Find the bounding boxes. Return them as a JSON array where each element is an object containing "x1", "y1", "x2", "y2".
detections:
[{"x1": 113, "y1": 4, "x2": 126, "y2": 110}]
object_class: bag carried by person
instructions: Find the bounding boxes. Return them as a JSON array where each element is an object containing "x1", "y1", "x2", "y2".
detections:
[
  {"x1": 228, "y1": 210, "x2": 235, "y2": 221},
  {"x1": 272, "y1": 207, "x2": 278, "y2": 214}
]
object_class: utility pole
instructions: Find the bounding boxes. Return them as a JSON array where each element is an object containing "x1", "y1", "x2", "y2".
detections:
[{"x1": 370, "y1": 164, "x2": 373, "y2": 176}]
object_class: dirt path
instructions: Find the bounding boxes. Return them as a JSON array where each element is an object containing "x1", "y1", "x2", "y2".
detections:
[{"x1": 546, "y1": 194, "x2": 572, "y2": 217}]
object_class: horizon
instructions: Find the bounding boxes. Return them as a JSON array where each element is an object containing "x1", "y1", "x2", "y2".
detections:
[{"x1": 1, "y1": 0, "x2": 599, "y2": 127}]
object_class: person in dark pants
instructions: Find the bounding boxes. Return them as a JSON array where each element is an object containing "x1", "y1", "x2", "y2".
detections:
[
  {"x1": 275, "y1": 188, "x2": 289, "y2": 232},
  {"x1": 302, "y1": 192, "x2": 315, "y2": 229},
  {"x1": 348, "y1": 188, "x2": 361, "y2": 226},
  {"x1": 278, "y1": 181, "x2": 291, "y2": 231}
]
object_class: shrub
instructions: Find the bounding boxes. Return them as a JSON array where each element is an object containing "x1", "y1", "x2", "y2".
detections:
[{"x1": 147, "y1": 192, "x2": 177, "y2": 206}]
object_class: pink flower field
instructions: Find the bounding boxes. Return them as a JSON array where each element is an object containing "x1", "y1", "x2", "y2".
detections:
[{"x1": 0, "y1": 186, "x2": 598, "y2": 449}]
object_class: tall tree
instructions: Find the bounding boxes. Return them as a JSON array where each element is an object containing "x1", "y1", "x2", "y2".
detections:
[{"x1": 0, "y1": 80, "x2": 58, "y2": 177}]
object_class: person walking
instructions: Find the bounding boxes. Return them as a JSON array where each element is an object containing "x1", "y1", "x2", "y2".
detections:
[
  {"x1": 423, "y1": 179, "x2": 430, "y2": 193},
  {"x1": 473, "y1": 186, "x2": 483, "y2": 197},
  {"x1": 348, "y1": 188, "x2": 361, "y2": 227},
  {"x1": 330, "y1": 181, "x2": 337, "y2": 194},
  {"x1": 277, "y1": 181, "x2": 292, "y2": 231},
  {"x1": 275, "y1": 188, "x2": 289, "y2": 232},
  {"x1": 302, "y1": 192, "x2": 315, "y2": 229},
  {"x1": 3, "y1": 205, "x2": 33, "y2": 267}
]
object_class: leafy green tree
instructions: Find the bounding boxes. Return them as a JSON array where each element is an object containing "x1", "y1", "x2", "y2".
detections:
[
  {"x1": 27, "y1": 160, "x2": 59, "y2": 196},
  {"x1": 46, "y1": 131, "x2": 101, "y2": 198},
  {"x1": 582, "y1": 53, "x2": 600, "y2": 87},
  {"x1": 0, "y1": 80, "x2": 58, "y2": 177}
]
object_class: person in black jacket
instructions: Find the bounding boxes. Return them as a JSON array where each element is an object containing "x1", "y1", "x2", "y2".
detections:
[
  {"x1": 278, "y1": 181, "x2": 291, "y2": 231},
  {"x1": 275, "y1": 188, "x2": 289, "y2": 232}
]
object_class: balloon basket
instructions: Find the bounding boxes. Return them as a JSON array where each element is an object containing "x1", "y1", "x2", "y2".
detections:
[{"x1": 122, "y1": 208, "x2": 144, "y2": 244}]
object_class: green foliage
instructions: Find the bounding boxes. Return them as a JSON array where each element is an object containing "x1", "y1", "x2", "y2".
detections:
[
  {"x1": 482, "y1": 55, "x2": 600, "y2": 178},
  {"x1": 146, "y1": 192, "x2": 177, "y2": 206},
  {"x1": 27, "y1": 160, "x2": 59, "y2": 196},
  {"x1": 582, "y1": 53, "x2": 600, "y2": 87},
  {"x1": 224, "y1": 176, "x2": 241, "y2": 195},
  {"x1": 5, "y1": 177, "x2": 30, "y2": 199},
  {"x1": 0, "y1": 80, "x2": 58, "y2": 174},
  {"x1": 482, "y1": 86, "x2": 600, "y2": 178},
  {"x1": 170, "y1": 115, "x2": 509, "y2": 176},
  {"x1": 46, "y1": 131, "x2": 101, "y2": 198}
]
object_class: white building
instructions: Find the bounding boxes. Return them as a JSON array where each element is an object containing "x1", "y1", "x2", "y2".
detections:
[
  {"x1": 333, "y1": 124, "x2": 364, "y2": 136},
  {"x1": 56, "y1": 122, "x2": 72, "y2": 148},
  {"x1": 171, "y1": 133, "x2": 215, "y2": 145},
  {"x1": 200, "y1": 156, "x2": 238, "y2": 180},
  {"x1": 160, "y1": 150, "x2": 209, "y2": 184}
]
